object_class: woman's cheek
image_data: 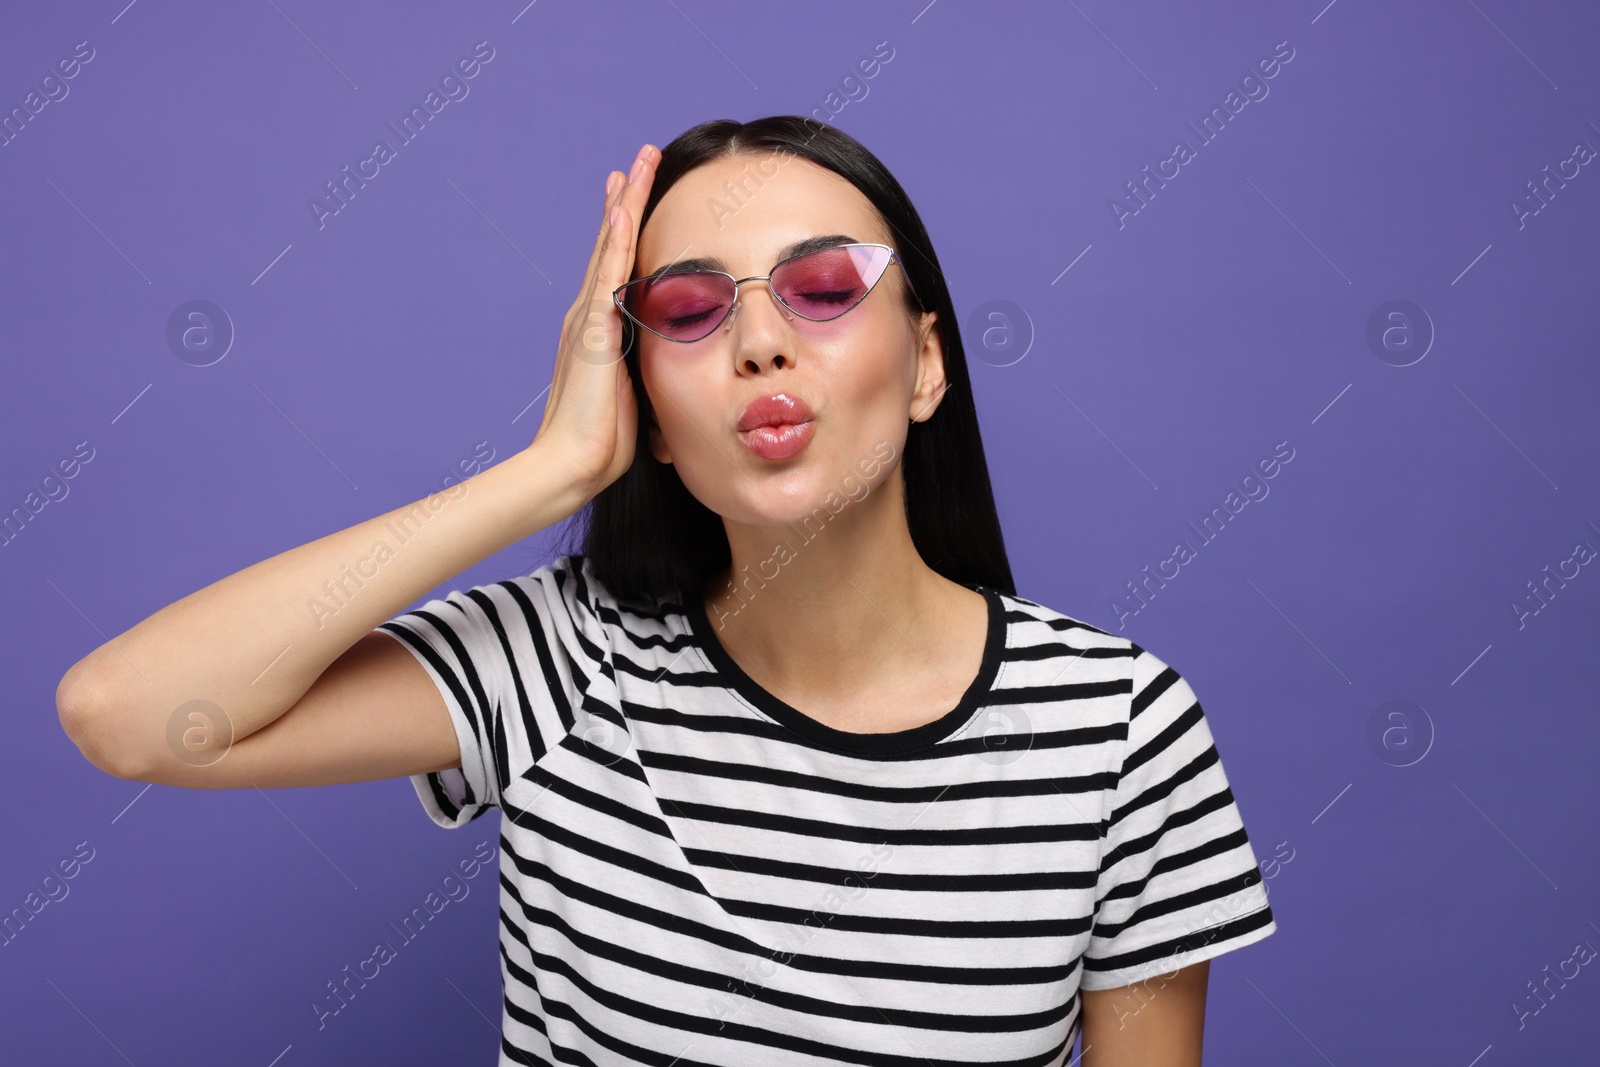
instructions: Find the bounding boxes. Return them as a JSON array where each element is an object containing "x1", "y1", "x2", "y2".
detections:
[{"x1": 641, "y1": 351, "x2": 701, "y2": 443}]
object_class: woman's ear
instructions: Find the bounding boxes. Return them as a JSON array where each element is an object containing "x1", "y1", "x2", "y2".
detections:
[
  {"x1": 908, "y1": 310, "x2": 946, "y2": 423},
  {"x1": 648, "y1": 410, "x2": 672, "y2": 464}
]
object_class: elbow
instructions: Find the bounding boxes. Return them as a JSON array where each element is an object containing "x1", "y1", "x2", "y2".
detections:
[{"x1": 56, "y1": 657, "x2": 153, "y2": 781}]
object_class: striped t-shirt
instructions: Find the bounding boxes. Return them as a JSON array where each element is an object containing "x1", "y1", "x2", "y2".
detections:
[{"x1": 376, "y1": 553, "x2": 1277, "y2": 1065}]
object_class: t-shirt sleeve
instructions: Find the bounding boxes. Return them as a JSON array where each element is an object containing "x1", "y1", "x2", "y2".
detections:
[
  {"x1": 374, "y1": 556, "x2": 603, "y2": 829},
  {"x1": 1079, "y1": 644, "x2": 1277, "y2": 990}
]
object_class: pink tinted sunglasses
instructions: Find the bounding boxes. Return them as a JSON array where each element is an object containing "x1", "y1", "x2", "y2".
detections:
[{"x1": 612, "y1": 241, "x2": 921, "y2": 344}]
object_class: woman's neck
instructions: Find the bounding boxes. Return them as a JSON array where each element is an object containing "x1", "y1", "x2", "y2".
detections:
[{"x1": 701, "y1": 476, "x2": 986, "y2": 729}]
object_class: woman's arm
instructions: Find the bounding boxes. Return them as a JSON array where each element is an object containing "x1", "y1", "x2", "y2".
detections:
[
  {"x1": 1079, "y1": 960, "x2": 1210, "y2": 1066},
  {"x1": 56, "y1": 144, "x2": 660, "y2": 788},
  {"x1": 54, "y1": 443, "x2": 594, "y2": 786}
]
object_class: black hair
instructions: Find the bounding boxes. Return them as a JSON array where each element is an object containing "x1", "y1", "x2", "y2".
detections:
[{"x1": 569, "y1": 115, "x2": 1014, "y2": 608}]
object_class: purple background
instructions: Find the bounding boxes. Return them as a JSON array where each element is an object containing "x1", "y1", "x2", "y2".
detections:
[{"x1": 4, "y1": 1, "x2": 1598, "y2": 1063}]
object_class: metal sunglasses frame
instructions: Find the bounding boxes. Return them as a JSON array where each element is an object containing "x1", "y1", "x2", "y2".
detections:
[{"x1": 611, "y1": 241, "x2": 923, "y2": 344}]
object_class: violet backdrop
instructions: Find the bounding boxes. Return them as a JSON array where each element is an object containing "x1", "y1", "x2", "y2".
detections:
[{"x1": 3, "y1": 1, "x2": 1597, "y2": 1063}]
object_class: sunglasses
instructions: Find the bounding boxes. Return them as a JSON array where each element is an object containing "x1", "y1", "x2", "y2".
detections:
[{"x1": 612, "y1": 241, "x2": 921, "y2": 344}]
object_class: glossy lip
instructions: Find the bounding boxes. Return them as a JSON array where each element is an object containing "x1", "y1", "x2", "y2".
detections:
[
  {"x1": 737, "y1": 392, "x2": 814, "y2": 432},
  {"x1": 736, "y1": 392, "x2": 815, "y2": 461},
  {"x1": 739, "y1": 421, "x2": 815, "y2": 461}
]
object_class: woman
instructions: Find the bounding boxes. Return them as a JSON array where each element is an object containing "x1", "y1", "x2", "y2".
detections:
[{"x1": 57, "y1": 116, "x2": 1276, "y2": 1065}]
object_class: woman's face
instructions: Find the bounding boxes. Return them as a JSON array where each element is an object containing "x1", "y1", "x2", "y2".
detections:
[{"x1": 633, "y1": 153, "x2": 944, "y2": 529}]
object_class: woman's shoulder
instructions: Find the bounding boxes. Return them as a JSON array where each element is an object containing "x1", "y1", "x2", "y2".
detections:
[
  {"x1": 997, "y1": 587, "x2": 1139, "y2": 657},
  {"x1": 996, "y1": 587, "x2": 1200, "y2": 697},
  {"x1": 525, "y1": 553, "x2": 679, "y2": 627},
  {"x1": 422, "y1": 554, "x2": 618, "y2": 640}
]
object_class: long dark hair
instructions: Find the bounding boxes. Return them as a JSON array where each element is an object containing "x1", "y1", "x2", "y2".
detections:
[{"x1": 571, "y1": 115, "x2": 1014, "y2": 608}]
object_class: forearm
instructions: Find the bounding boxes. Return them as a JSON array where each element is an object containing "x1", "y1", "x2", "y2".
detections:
[{"x1": 58, "y1": 441, "x2": 592, "y2": 762}]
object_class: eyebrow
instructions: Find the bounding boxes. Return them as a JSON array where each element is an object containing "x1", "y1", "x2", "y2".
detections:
[{"x1": 639, "y1": 234, "x2": 862, "y2": 280}]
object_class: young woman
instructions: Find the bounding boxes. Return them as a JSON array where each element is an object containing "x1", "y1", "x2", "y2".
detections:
[{"x1": 58, "y1": 116, "x2": 1277, "y2": 1066}]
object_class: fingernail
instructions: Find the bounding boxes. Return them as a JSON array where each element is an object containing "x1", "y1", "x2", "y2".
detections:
[{"x1": 629, "y1": 157, "x2": 644, "y2": 183}]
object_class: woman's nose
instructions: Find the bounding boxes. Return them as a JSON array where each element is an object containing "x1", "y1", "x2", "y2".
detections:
[{"x1": 724, "y1": 284, "x2": 792, "y2": 333}]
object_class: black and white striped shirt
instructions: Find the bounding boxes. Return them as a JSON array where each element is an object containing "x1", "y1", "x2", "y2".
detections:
[{"x1": 377, "y1": 554, "x2": 1277, "y2": 1065}]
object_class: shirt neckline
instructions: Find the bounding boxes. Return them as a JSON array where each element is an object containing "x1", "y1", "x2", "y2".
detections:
[{"x1": 680, "y1": 581, "x2": 1007, "y2": 758}]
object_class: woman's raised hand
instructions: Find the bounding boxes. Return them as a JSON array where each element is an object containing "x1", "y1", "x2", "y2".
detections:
[
  {"x1": 531, "y1": 143, "x2": 660, "y2": 499},
  {"x1": 54, "y1": 144, "x2": 666, "y2": 793}
]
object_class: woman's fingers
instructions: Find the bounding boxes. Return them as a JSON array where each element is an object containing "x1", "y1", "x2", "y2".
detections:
[
  {"x1": 588, "y1": 143, "x2": 656, "y2": 302},
  {"x1": 564, "y1": 146, "x2": 656, "y2": 373},
  {"x1": 583, "y1": 168, "x2": 627, "y2": 291}
]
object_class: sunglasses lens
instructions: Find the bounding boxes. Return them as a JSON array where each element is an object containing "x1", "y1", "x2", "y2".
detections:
[
  {"x1": 621, "y1": 273, "x2": 736, "y2": 342},
  {"x1": 773, "y1": 245, "x2": 892, "y2": 320},
  {"x1": 619, "y1": 245, "x2": 897, "y2": 341}
]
